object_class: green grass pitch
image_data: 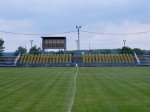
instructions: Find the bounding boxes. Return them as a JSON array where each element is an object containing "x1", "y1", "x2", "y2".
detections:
[{"x1": 0, "y1": 67, "x2": 150, "y2": 112}]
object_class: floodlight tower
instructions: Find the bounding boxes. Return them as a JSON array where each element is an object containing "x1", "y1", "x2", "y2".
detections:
[
  {"x1": 89, "y1": 43, "x2": 90, "y2": 50},
  {"x1": 76, "y1": 40, "x2": 78, "y2": 51},
  {"x1": 123, "y1": 40, "x2": 126, "y2": 47},
  {"x1": 123, "y1": 40, "x2": 126, "y2": 53},
  {"x1": 30, "y1": 40, "x2": 33, "y2": 48},
  {"x1": 76, "y1": 26, "x2": 81, "y2": 51},
  {"x1": 25, "y1": 42, "x2": 27, "y2": 49}
]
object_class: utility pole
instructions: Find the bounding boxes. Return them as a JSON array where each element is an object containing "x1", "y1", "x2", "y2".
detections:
[
  {"x1": 25, "y1": 42, "x2": 27, "y2": 49},
  {"x1": 30, "y1": 40, "x2": 33, "y2": 48},
  {"x1": 76, "y1": 40, "x2": 78, "y2": 51},
  {"x1": 76, "y1": 26, "x2": 81, "y2": 51},
  {"x1": 123, "y1": 40, "x2": 126, "y2": 53},
  {"x1": 123, "y1": 40, "x2": 126, "y2": 47},
  {"x1": 89, "y1": 43, "x2": 90, "y2": 50}
]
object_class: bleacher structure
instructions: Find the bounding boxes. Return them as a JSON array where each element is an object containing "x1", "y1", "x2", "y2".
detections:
[
  {"x1": 16, "y1": 53, "x2": 136, "y2": 67},
  {"x1": 83, "y1": 54, "x2": 135, "y2": 63},
  {"x1": 137, "y1": 55, "x2": 150, "y2": 66},
  {"x1": 18, "y1": 54, "x2": 72, "y2": 67},
  {"x1": 0, "y1": 52, "x2": 150, "y2": 67},
  {"x1": 0, "y1": 56, "x2": 17, "y2": 67},
  {"x1": 81, "y1": 54, "x2": 136, "y2": 66}
]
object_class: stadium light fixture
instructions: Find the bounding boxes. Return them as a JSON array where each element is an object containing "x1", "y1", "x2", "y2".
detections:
[
  {"x1": 75, "y1": 40, "x2": 78, "y2": 51},
  {"x1": 89, "y1": 43, "x2": 90, "y2": 50},
  {"x1": 123, "y1": 40, "x2": 126, "y2": 47},
  {"x1": 76, "y1": 26, "x2": 81, "y2": 51},
  {"x1": 123, "y1": 40, "x2": 126, "y2": 53},
  {"x1": 30, "y1": 40, "x2": 33, "y2": 48}
]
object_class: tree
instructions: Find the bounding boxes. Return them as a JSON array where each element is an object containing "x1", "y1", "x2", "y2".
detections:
[
  {"x1": 15, "y1": 46, "x2": 27, "y2": 55},
  {"x1": 0, "y1": 38, "x2": 5, "y2": 55},
  {"x1": 29, "y1": 46, "x2": 42, "y2": 54},
  {"x1": 143, "y1": 50, "x2": 150, "y2": 55},
  {"x1": 133, "y1": 48, "x2": 144, "y2": 55},
  {"x1": 120, "y1": 46, "x2": 133, "y2": 54}
]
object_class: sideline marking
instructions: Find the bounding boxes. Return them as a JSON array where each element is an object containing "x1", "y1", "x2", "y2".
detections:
[{"x1": 67, "y1": 66, "x2": 78, "y2": 112}]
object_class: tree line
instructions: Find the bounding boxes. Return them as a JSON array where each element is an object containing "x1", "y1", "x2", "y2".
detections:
[
  {"x1": 0, "y1": 38, "x2": 41, "y2": 55},
  {"x1": 0, "y1": 38, "x2": 150, "y2": 55}
]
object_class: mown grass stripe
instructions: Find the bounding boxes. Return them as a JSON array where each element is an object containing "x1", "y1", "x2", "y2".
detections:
[
  {"x1": 25, "y1": 69, "x2": 67, "y2": 111},
  {"x1": 0, "y1": 67, "x2": 150, "y2": 112}
]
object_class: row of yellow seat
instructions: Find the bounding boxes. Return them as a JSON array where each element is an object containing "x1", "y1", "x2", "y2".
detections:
[
  {"x1": 19, "y1": 54, "x2": 72, "y2": 63},
  {"x1": 83, "y1": 54, "x2": 135, "y2": 63}
]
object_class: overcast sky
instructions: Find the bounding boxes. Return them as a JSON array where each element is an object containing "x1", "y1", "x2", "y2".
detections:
[{"x1": 0, "y1": 0, "x2": 150, "y2": 52}]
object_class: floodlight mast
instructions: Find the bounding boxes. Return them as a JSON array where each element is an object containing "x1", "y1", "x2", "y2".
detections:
[
  {"x1": 76, "y1": 26, "x2": 81, "y2": 52},
  {"x1": 123, "y1": 40, "x2": 126, "y2": 53},
  {"x1": 76, "y1": 40, "x2": 78, "y2": 51},
  {"x1": 89, "y1": 43, "x2": 90, "y2": 50},
  {"x1": 30, "y1": 40, "x2": 33, "y2": 48}
]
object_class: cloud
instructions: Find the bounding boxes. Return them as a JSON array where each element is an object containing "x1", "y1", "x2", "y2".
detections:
[
  {"x1": 1, "y1": 20, "x2": 150, "y2": 52},
  {"x1": 0, "y1": 18, "x2": 39, "y2": 51},
  {"x1": 0, "y1": 0, "x2": 137, "y2": 14},
  {"x1": 80, "y1": 21, "x2": 150, "y2": 50},
  {"x1": 0, "y1": 0, "x2": 150, "y2": 51},
  {"x1": 0, "y1": 18, "x2": 34, "y2": 31}
]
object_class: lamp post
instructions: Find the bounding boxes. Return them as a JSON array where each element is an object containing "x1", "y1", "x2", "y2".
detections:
[
  {"x1": 30, "y1": 40, "x2": 33, "y2": 48},
  {"x1": 76, "y1": 26, "x2": 81, "y2": 51},
  {"x1": 123, "y1": 40, "x2": 126, "y2": 53},
  {"x1": 25, "y1": 42, "x2": 27, "y2": 49},
  {"x1": 76, "y1": 40, "x2": 78, "y2": 51}
]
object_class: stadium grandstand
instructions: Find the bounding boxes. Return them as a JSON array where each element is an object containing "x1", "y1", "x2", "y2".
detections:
[
  {"x1": 0, "y1": 37, "x2": 150, "y2": 67},
  {"x1": 0, "y1": 53, "x2": 18, "y2": 67},
  {"x1": 0, "y1": 36, "x2": 150, "y2": 67},
  {"x1": 137, "y1": 55, "x2": 150, "y2": 66},
  {"x1": 0, "y1": 50, "x2": 150, "y2": 67}
]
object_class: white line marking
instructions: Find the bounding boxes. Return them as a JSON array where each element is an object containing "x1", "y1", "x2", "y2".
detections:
[{"x1": 67, "y1": 66, "x2": 78, "y2": 112}]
